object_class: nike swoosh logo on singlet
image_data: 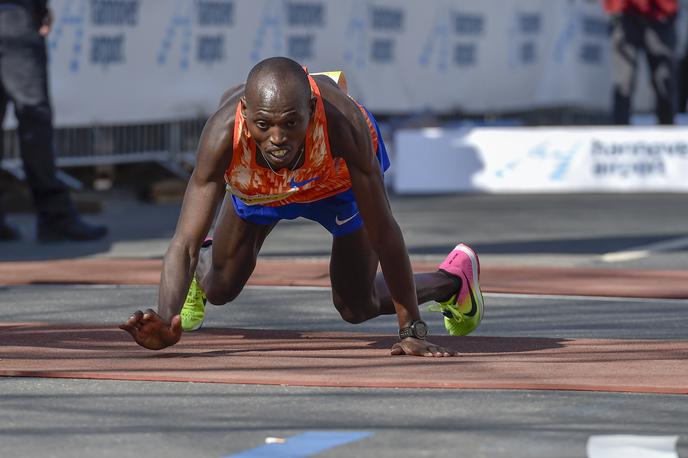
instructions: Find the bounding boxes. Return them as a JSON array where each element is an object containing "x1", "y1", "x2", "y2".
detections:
[
  {"x1": 289, "y1": 176, "x2": 320, "y2": 188},
  {"x1": 335, "y1": 212, "x2": 359, "y2": 226}
]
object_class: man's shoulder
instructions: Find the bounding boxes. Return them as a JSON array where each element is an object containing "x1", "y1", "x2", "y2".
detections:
[
  {"x1": 317, "y1": 79, "x2": 363, "y2": 129},
  {"x1": 197, "y1": 87, "x2": 240, "y2": 157},
  {"x1": 208, "y1": 86, "x2": 243, "y2": 134},
  {"x1": 219, "y1": 84, "x2": 245, "y2": 107},
  {"x1": 317, "y1": 81, "x2": 372, "y2": 162}
]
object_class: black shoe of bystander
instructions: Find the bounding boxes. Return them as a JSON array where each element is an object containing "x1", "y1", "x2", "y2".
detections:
[
  {"x1": 37, "y1": 214, "x2": 108, "y2": 242},
  {"x1": 0, "y1": 219, "x2": 21, "y2": 241}
]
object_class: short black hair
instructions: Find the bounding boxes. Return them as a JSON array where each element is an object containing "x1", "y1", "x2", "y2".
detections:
[{"x1": 245, "y1": 57, "x2": 311, "y2": 106}]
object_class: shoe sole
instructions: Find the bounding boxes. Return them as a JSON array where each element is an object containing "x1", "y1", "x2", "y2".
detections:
[
  {"x1": 455, "y1": 243, "x2": 485, "y2": 323},
  {"x1": 182, "y1": 319, "x2": 204, "y2": 332}
]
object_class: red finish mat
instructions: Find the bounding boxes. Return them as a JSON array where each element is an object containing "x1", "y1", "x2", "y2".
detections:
[
  {"x1": 2, "y1": 323, "x2": 687, "y2": 394},
  {"x1": 2, "y1": 258, "x2": 688, "y2": 298}
]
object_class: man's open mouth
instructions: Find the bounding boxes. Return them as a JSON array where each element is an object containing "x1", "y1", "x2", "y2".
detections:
[{"x1": 268, "y1": 149, "x2": 289, "y2": 159}]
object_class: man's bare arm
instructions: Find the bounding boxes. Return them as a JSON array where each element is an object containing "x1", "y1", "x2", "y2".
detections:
[
  {"x1": 332, "y1": 105, "x2": 456, "y2": 357},
  {"x1": 337, "y1": 108, "x2": 420, "y2": 329},
  {"x1": 120, "y1": 97, "x2": 238, "y2": 349},
  {"x1": 157, "y1": 105, "x2": 234, "y2": 323}
]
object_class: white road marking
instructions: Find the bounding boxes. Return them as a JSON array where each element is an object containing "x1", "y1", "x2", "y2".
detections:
[
  {"x1": 245, "y1": 285, "x2": 331, "y2": 292},
  {"x1": 248, "y1": 288, "x2": 688, "y2": 303},
  {"x1": 601, "y1": 236, "x2": 688, "y2": 263},
  {"x1": 481, "y1": 292, "x2": 687, "y2": 303},
  {"x1": 601, "y1": 250, "x2": 652, "y2": 263},
  {"x1": 587, "y1": 435, "x2": 679, "y2": 458}
]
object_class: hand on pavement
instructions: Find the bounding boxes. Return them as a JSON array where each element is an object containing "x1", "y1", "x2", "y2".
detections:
[
  {"x1": 391, "y1": 337, "x2": 458, "y2": 357},
  {"x1": 119, "y1": 309, "x2": 182, "y2": 350}
]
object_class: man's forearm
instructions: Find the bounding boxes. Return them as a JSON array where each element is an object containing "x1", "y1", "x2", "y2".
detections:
[
  {"x1": 373, "y1": 228, "x2": 421, "y2": 328},
  {"x1": 158, "y1": 244, "x2": 197, "y2": 323}
]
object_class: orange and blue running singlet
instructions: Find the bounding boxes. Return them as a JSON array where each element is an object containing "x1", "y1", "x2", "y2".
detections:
[{"x1": 225, "y1": 72, "x2": 390, "y2": 237}]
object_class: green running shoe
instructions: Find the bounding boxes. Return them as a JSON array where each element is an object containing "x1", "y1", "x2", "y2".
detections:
[
  {"x1": 428, "y1": 243, "x2": 485, "y2": 336},
  {"x1": 181, "y1": 275, "x2": 206, "y2": 331}
]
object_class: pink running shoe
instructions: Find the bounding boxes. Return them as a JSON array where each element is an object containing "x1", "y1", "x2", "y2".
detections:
[{"x1": 428, "y1": 243, "x2": 485, "y2": 336}]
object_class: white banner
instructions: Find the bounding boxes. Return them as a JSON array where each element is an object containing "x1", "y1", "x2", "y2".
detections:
[
  {"x1": 6, "y1": 0, "x2": 680, "y2": 126},
  {"x1": 394, "y1": 126, "x2": 688, "y2": 193}
]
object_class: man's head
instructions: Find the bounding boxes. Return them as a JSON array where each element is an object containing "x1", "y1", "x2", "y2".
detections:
[{"x1": 241, "y1": 57, "x2": 315, "y2": 171}]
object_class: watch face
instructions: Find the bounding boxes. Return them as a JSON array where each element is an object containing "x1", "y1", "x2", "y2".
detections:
[{"x1": 413, "y1": 321, "x2": 428, "y2": 339}]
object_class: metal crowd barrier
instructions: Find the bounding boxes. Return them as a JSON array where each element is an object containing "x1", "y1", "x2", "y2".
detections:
[{"x1": 1, "y1": 118, "x2": 206, "y2": 184}]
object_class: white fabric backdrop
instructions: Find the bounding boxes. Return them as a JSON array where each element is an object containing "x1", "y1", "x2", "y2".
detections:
[{"x1": 8, "y1": 0, "x2": 682, "y2": 126}]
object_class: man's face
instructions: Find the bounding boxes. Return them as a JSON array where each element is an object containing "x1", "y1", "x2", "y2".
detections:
[{"x1": 242, "y1": 84, "x2": 313, "y2": 171}]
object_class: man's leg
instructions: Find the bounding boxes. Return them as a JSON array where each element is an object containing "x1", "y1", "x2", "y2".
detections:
[
  {"x1": 679, "y1": 48, "x2": 688, "y2": 113},
  {"x1": 196, "y1": 193, "x2": 277, "y2": 305},
  {"x1": 609, "y1": 14, "x2": 641, "y2": 125},
  {"x1": 644, "y1": 17, "x2": 677, "y2": 125},
  {"x1": 0, "y1": 46, "x2": 22, "y2": 241},
  {"x1": 329, "y1": 227, "x2": 456, "y2": 324},
  {"x1": 0, "y1": 15, "x2": 74, "y2": 219},
  {"x1": 0, "y1": 6, "x2": 106, "y2": 241}
]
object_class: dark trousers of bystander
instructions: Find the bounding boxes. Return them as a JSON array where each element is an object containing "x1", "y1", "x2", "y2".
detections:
[
  {"x1": 0, "y1": 4, "x2": 74, "y2": 220},
  {"x1": 678, "y1": 39, "x2": 688, "y2": 113},
  {"x1": 609, "y1": 12, "x2": 677, "y2": 124},
  {"x1": 1, "y1": 3, "x2": 107, "y2": 242}
]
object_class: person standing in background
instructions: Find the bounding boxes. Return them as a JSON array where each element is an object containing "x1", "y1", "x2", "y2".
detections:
[
  {"x1": 603, "y1": 0, "x2": 679, "y2": 124},
  {"x1": 0, "y1": 0, "x2": 107, "y2": 241},
  {"x1": 678, "y1": 1, "x2": 688, "y2": 113}
]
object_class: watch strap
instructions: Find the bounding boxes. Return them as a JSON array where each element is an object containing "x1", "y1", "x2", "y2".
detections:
[
  {"x1": 399, "y1": 320, "x2": 428, "y2": 340},
  {"x1": 399, "y1": 326, "x2": 414, "y2": 339}
]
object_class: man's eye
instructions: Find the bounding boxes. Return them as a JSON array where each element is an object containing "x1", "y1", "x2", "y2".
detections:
[
  {"x1": 255, "y1": 121, "x2": 268, "y2": 129},
  {"x1": 286, "y1": 121, "x2": 297, "y2": 128}
]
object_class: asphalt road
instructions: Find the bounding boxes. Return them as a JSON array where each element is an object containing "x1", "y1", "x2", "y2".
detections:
[
  {"x1": 1, "y1": 285, "x2": 687, "y2": 458},
  {"x1": 1, "y1": 192, "x2": 688, "y2": 271},
  {"x1": 3, "y1": 378, "x2": 687, "y2": 458},
  {"x1": 2, "y1": 192, "x2": 688, "y2": 457}
]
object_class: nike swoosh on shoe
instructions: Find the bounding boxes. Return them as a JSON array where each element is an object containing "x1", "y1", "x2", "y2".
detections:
[{"x1": 464, "y1": 283, "x2": 478, "y2": 317}]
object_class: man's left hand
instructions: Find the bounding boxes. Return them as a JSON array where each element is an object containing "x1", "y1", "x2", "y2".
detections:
[{"x1": 391, "y1": 337, "x2": 458, "y2": 357}]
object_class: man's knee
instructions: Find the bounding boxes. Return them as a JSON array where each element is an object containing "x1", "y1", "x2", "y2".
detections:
[
  {"x1": 332, "y1": 293, "x2": 375, "y2": 324},
  {"x1": 202, "y1": 276, "x2": 244, "y2": 305},
  {"x1": 199, "y1": 257, "x2": 252, "y2": 305}
]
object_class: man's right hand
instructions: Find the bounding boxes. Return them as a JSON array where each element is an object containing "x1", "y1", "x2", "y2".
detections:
[
  {"x1": 37, "y1": 8, "x2": 53, "y2": 36},
  {"x1": 119, "y1": 309, "x2": 182, "y2": 350}
]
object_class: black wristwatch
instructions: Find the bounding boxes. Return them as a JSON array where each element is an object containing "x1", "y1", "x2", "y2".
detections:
[{"x1": 399, "y1": 320, "x2": 428, "y2": 340}]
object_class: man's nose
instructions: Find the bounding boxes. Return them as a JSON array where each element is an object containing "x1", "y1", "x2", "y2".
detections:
[{"x1": 269, "y1": 127, "x2": 287, "y2": 146}]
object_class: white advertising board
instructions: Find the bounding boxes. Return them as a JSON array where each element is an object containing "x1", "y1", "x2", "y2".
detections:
[
  {"x1": 11, "y1": 0, "x2": 656, "y2": 126},
  {"x1": 394, "y1": 126, "x2": 688, "y2": 193}
]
